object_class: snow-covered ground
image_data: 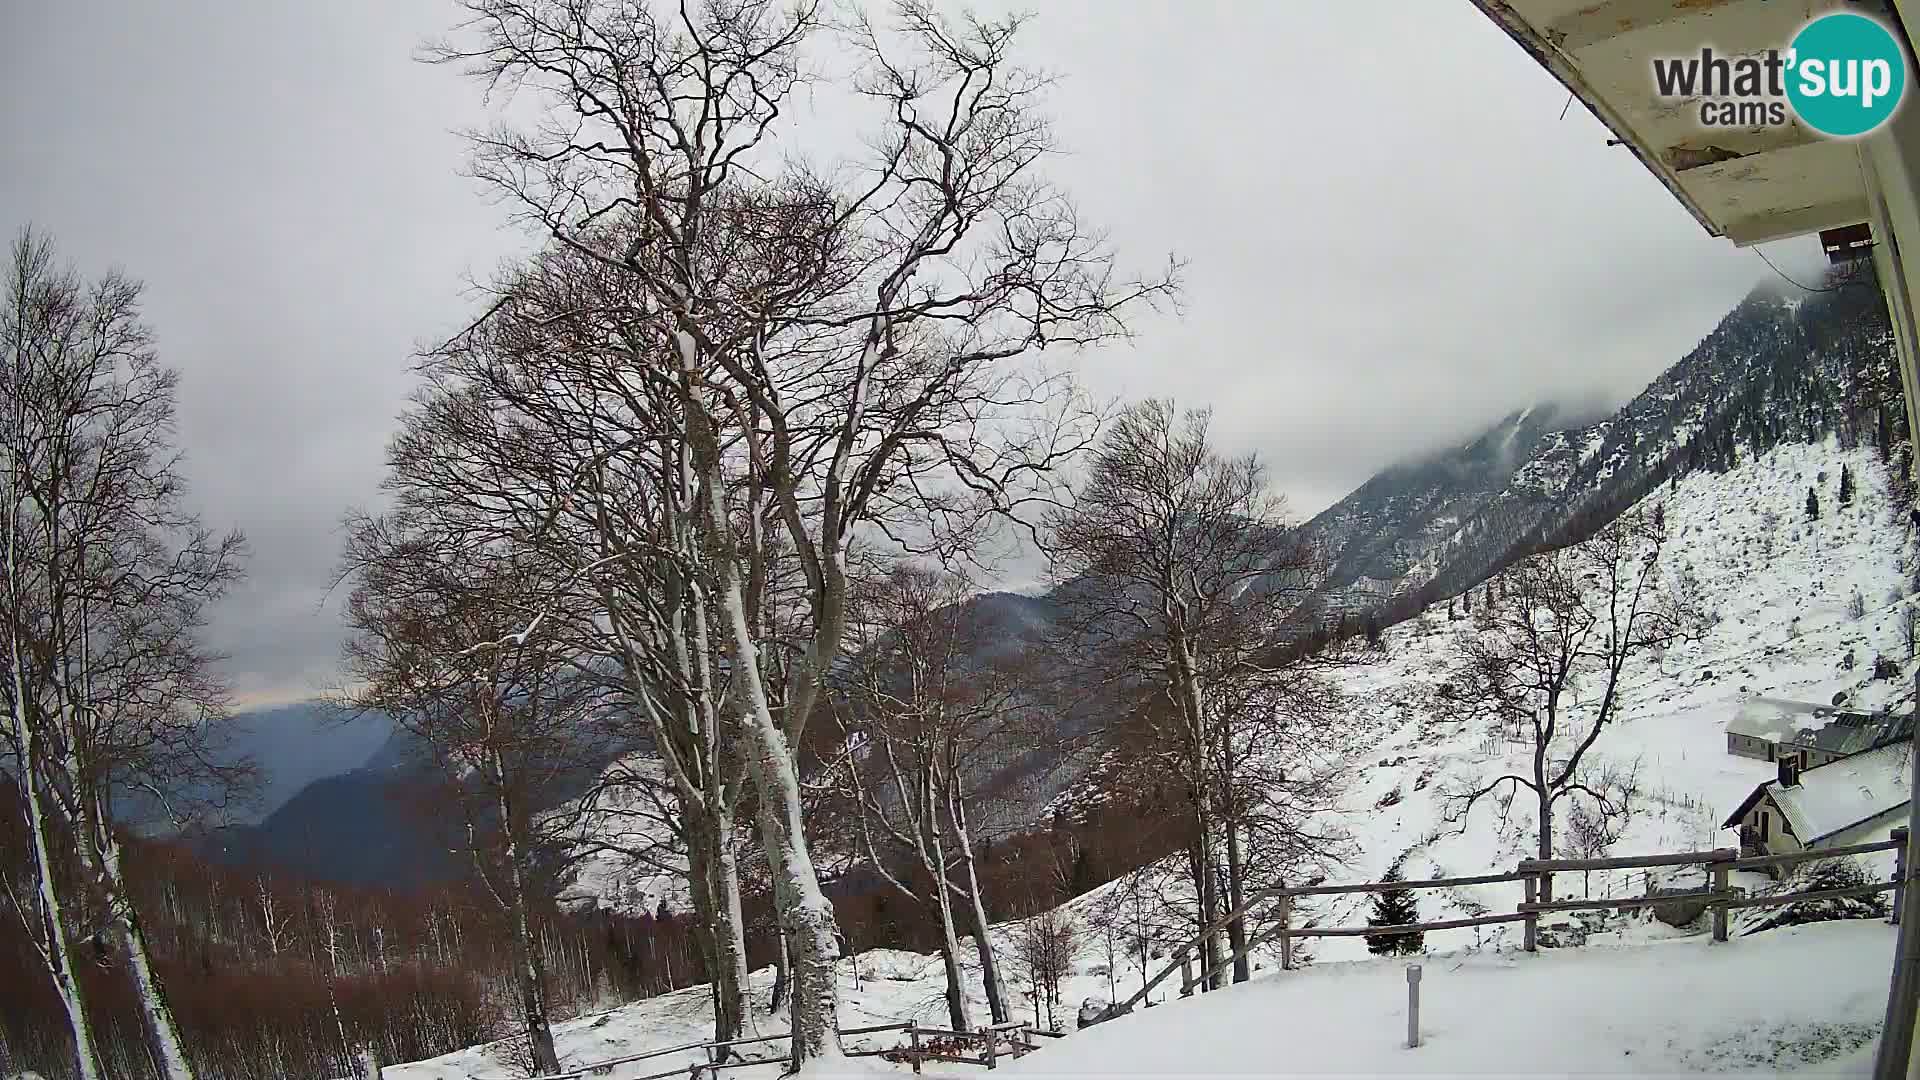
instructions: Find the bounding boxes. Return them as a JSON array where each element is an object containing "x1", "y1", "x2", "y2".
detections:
[
  {"x1": 1005, "y1": 921, "x2": 1896, "y2": 1076},
  {"x1": 380, "y1": 438, "x2": 1916, "y2": 1078},
  {"x1": 378, "y1": 921, "x2": 1901, "y2": 1079}
]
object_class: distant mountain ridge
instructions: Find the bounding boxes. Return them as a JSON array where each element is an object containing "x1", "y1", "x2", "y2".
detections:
[{"x1": 1300, "y1": 274, "x2": 1899, "y2": 620}]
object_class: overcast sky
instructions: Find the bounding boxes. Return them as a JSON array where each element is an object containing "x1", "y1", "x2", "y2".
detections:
[{"x1": 1, "y1": 2, "x2": 1823, "y2": 707}]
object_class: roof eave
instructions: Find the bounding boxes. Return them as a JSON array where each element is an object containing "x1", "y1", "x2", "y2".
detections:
[{"x1": 1467, "y1": 0, "x2": 1727, "y2": 240}]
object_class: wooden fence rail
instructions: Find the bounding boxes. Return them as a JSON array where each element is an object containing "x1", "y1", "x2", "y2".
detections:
[
  {"x1": 465, "y1": 1019, "x2": 1055, "y2": 1080},
  {"x1": 469, "y1": 831, "x2": 1911, "y2": 1080},
  {"x1": 1119, "y1": 828, "x2": 1911, "y2": 1015}
]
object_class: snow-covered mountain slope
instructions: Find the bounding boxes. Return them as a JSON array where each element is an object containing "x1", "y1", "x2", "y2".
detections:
[
  {"x1": 1301, "y1": 277, "x2": 1898, "y2": 618},
  {"x1": 555, "y1": 756, "x2": 691, "y2": 916},
  {"x1": 1300, "y1": 437, "x2": 1915, "y2": 959}
]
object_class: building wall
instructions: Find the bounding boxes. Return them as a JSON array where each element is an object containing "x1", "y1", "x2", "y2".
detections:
[
  {"x1": 1735, "y1": 793, "x2": 1802, "y2": 860},
  {"x1": 1727, "y1": 733, "x2": 1778, "y2": 761},
  {"x1": 1726, "y1": 732, "x2": 1847, "y2": 767}
]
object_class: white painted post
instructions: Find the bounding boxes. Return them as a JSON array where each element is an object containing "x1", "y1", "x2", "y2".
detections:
[{"x1": 1405, "y1": 965, "x2": 1422, "y2": 1049}]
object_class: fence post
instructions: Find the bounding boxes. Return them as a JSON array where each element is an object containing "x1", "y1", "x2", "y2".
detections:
[
  {"x1": 1179, "y1": 949, "x2": 1194, "y2": 997},
  {"x1": 1406, "y1": 964, "x2": 1422, "y2": 1049},
  {"x1": 908, "y1": 1022, "x2": 922, "y2": 1075},
  {"x1": 1711, "y1": 859, "x2": 1730, "y2": 943},
  {"x1": 1894, "y1": 827, "x2": 1909, "y2": 927},
  {"x1": 1522, "y1": 873, "x2": 1538, "y2": 953},
  {"x1": 984, "y1": 1026, "x2": 998, "y2": 1071},
  {"x1": 1278, "y1": 888, "x2": 1294, "y2": 971}
]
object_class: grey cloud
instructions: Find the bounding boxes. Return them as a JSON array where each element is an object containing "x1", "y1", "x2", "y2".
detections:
[{"x1": 1, "y1": 1, "x2": 1823, "y2": 699}]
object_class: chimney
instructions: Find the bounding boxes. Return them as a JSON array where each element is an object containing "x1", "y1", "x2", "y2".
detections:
[{"x1": 1778, "y1": 753, "x2": 1802, "y2": 789}]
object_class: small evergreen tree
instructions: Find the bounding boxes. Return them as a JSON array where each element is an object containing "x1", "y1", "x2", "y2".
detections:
[
  {"x1": 1365, "y1": 866, "x2": 1424, "y2": 956},
  {"x1": 1462, "y1": 590, "x2": 1472, "y2": 615},
  {"x1": 1806, "y1": 486, "x2": 1821, "y2": 521},
  {"x1": 1839, "y1": 464, "x2": 1855, "y2": 506}
]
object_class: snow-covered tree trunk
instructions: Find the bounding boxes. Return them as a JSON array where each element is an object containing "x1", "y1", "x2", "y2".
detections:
[
  {"x1": 731, "y1": 668, "x2": 841, "y2": 1065},
  {"x1": 948, "y1": 792, "x2": 1009, "y2": 1023},
  {"x1": 926, "y1": 792, "x2": 973, "y2": 1032},
  {"x1": 710, "y1": 811, "x2": 754, "y2": 1037},
  {"x1": 5, "y1": 261, "x2": 104, "y2": 1080},
  {"x1": 686, "y1": 805, "x2": 753, "y2": 1043},
  {"x1": 1168, "y1": 620, "x2": 1224, "y2": 990},
  {"x1": 10, "y1": 755, "x2": 104, "y2": 1080},
  {"x1": 91, "y1": 797, "x2": 197, "y2": 1079}
]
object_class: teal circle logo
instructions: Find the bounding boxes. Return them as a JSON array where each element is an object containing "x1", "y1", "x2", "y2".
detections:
[{"x1": 1786, "y1": 12, "x2": 1907, "y2": 137}]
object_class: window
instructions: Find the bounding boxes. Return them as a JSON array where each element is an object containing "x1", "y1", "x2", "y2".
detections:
[{"x1": 1760, "y1": 811, "x2": 1770, "y2": 839}]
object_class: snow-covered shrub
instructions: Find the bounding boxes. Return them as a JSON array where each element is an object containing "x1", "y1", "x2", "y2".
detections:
[
  {"x1": 1740, "y1": 857, "x2": 1888, "y2": 936},
  {"x1": 1849, "y1": 589, "x2": 1867, "y2": 620}
]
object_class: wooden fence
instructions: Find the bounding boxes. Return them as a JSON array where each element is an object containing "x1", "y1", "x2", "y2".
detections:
[
  {"x1": 466, "y1": 1019, "x2": 1057, "y2": 1080},
  {"x1": 1117, "y1": 827, "x2": 1911, "y2": 1012},
  {"x1": 458, "y1": 832, "x2": 1909, "y2": 1079}
]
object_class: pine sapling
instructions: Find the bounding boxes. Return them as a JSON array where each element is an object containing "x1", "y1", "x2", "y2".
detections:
[{"x1": 1365, "y1": 865, "x2": 1424, "y2": 957}]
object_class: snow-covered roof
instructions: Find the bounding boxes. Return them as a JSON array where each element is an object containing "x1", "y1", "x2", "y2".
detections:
[
  {"x1": 1765, "y1": 743, "x2": 1912, "y2": 845},
  {"x1": 1724, "y1": 698, "x2": 1911, "y2": 758}
]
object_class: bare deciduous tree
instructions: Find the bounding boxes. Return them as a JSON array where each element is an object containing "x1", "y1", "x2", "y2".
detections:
[
  {"x1": 1, "y1": 227, "x2": 247, "y2": 1080},
  {"x1": 423, "y1": 0, "x2": 1173, "y2": 1062},
  {"x1": 1043, "y1": 400, "x2": 1323, "y2": 988},
  {"x1": 1443, "y1": 506, "x2": 1686, "y2": 898},
  {"x1": 832, "y1": 562, "x2": 1027, "y2": 1029},
  {"x1": 341, "y1": 540, "x2": 607, "y2": 1075}
]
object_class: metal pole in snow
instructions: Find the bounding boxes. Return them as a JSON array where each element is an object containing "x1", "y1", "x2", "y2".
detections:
[{"x1": 1406, "y1": 965, "x2": 1422, "y2": 1049}]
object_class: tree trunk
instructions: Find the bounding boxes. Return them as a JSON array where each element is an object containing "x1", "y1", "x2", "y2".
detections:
[
  {"x1": 5, "y1": 342, "x2": 104, "y2": 1080},
  {"x1": 770, "y1": 920, "x2": 791, "y2": 1014},
  {"x1": 722, "y1": 574, "x2": 842, "y2": 1066},
  {"x1": 1168, "y1": 623, "x2": 1224, "y2": 990},
  {"x1": 17, "y1": 765, "x2": 105, "y2": 1080},
  {"x1": 949, "y1": 793, "x2": 1008, "y2": 1023},
  {"x1": 681, "y1": 355, "x2": 840, "y2": 1066},
  {"x1": 936, "y1": 936, "x2": 970, "y2": 1032},
  {"x1": 959, "y1": 883, "x2": 1007, "y2": 1023},
  {"x1": 496, "y1": 775, "x2": 560, "y2": 1075},
  {"x1": 1191, "y1": 802, "x2": 1224, "y2": 990},
  {"x1": 94, "y1": 805, "x2": 197, "y2": 1079},
  {"x1": 1536, "y1": 788, "x2": 1555, "y2": 904},
  {"x1": 1224, "y1": 821, "x2": 1249, "y2": 984},
  {"x1": 710, "y1": 804, "x2": 754, "y2": 1040},
  {"x1": 686, "y1": 809, "x2": 752, "y2": 1043},
  {"x1": 927, "y1": 813, "x2": 973, "y2": 1032},
  {"x1": 685, "y1": 825, "x2": 726, "y2": 1033}
]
